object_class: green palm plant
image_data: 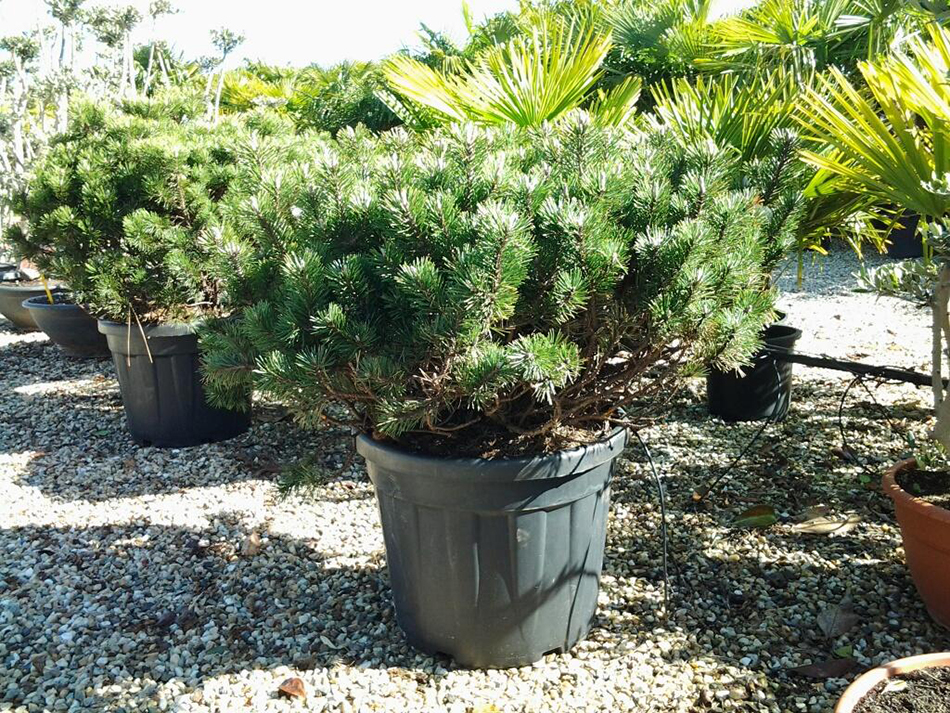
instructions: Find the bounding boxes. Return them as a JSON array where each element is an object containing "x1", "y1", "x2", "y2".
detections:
[
  {"x1": 382, "y1": 16, "x2": 640, "y2": 128},
  {"x1": 608, "y1": 0, "x2": 715, "y2": 86},
  {"x1": 650, "y1": 71, "x2": 798, "y2": 163},
  {"x1": 648, "y1": 69, "x2": 884, "y2": 272},
  {"x1": 797, "y1": 23, "x2": 950, "y2": 447},
  {"x1": 701, "y1": 0, "x2": 909, "y2": 78}
]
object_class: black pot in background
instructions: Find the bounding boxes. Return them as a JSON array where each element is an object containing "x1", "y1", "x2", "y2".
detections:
[
  {"x1": 98, "y1": 320, "x2": 251, "y2": 448},
  {"x1": 0, "y1": 283, "x2": 65, "y2": 331},
  {"x1": 22, "y1": 295, "x2": 109, "y2": 357},
  {"x1": 707, "y1": 324, "x2": 802, "y2": 423},
  {"x1": 357, "y1": 429, "x2": 627, "y2": 669},
  {"x1": 875, "y1": 211, "x2": 923, "y2": 259}
]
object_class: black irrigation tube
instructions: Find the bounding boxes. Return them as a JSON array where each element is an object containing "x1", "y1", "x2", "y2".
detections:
[{"x1": 765, "y1": 345, "x2": 946, "y2": 388}]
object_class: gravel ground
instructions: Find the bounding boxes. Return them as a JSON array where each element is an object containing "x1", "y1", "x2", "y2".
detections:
[{"x1": 1, "y1": 245, "x2": 949, "y2": 713}]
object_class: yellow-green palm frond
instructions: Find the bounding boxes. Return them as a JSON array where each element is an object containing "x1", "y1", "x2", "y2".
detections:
[
  {"x1": 587, "y1": 75, "x2": 642, "y2": 127},
  {"x1": 383, "y1": 17, "x2": 615, "y2": 128},
  {"x1": 797, "y1": 24, "x2": 950, "y2": 220},
  {"x1": 649, "y1": 70, "x2": 800, "y2": 161}
]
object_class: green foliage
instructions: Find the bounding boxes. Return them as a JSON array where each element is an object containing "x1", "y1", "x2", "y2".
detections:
[
  {"x1": 797, "y1": 23, "x2": 950, "y2": 221},
  {"x1": 699, "y1": 0, "x2": 912, "y2": 79},
  {"x1": 383, "y1": 15, "x2": 639, "y2": 128},
  {"x1": 289, "y1": 62, "x2": 400, "y2": 134},
  {"x1": 219, "y1": 61, "x2": 400, "y2": 135},
  {"x1": 201, "y1": 112, "x2": 802, "y2": 449},
  {"x1": 5, "y1": 102, "x2": 290, "y2": 322},
  {"x1": 649, "y1": 70, "x2": 885, "y2": 259},
  {"x1": 607, "y1": 0, "x2": 714, "y2": 93}
]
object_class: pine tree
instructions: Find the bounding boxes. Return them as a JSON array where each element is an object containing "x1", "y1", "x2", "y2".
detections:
[
  {"x1": 5, "y1": 102, "x2": 294, "y2": 323},
  {"x1": 201, "y1": 111, "x2": 804, "y2": 455}
]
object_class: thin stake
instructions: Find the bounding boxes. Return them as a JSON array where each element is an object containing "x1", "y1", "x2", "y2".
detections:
[
  {"x1": 126, "y1": 307, "x2": 132, "y2": 368},
  {"x1": 40, "y1": 275, "x2": 54, "y2": 305},
  {"x1": 131, "y1": 306, "x2": 154, "y2": 364}
]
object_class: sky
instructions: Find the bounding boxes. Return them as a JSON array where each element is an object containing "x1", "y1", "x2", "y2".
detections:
[
  {"x1": 0, "y1": 0, "x2": 517, "y2": 68},
  {"x1": 0, "y1": 0, "x2": 756, "y2": 68}
]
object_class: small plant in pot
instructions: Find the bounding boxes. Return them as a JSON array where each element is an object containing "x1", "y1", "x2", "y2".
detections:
[
  {"x1": 799, "y1": 22, "x2": 950, "y2": 637},
  {"x1": 202, "y1": 113, "x2": 801, "y2": 667},
  {"x1": 6, "y1": 103, "x2": 288, "y2": 446}
]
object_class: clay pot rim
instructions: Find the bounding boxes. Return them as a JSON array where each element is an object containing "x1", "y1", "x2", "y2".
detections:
[
  {"x1": 882, "y1": 458, "x2": 950, "y2": 527},
  {"x1": 835, "y1": 652, "x2": 950, "y2": 712}
]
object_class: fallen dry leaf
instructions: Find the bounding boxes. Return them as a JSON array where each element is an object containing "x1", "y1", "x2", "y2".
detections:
[
  {"x1": 240, "y1": 532, "x2": 262, "y2": 557},
  {"x1": 278, "y1": 677, "x2": 306, "y2": 699},
  {"x1": 792, "y1": 513, "x2": 862, "y2": 536},
  {"x1": 789, "y1": 657, "x2": 859, "y2": 679},
  {"x1": 818, "y1": 597, "x2": 860, "y2": 639},
  {"x1": 732, "y1": 505, "x2": 778, "y2": 529}
]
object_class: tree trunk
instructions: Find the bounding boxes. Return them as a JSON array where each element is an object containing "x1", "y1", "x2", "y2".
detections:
[{"x1": 931, "y1": 264, "x2": 950, "y2": 449}]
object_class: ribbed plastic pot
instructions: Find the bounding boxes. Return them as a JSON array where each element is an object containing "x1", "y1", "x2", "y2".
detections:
[
  {"x1": 706, "y1": 323, "x2": 802, "y2": 422},
  {"x1": 23, "y1": 296, "x2": 109, "y2": 357},
  {"x1": 883, "y1": 459, "x2": 950, "y2": 629},
  {"x1": 356, "y1": 429, "x2": 627, "y2": 669},
  {"x1": 98, "y1": 320, "x2": 251, "y2": 448},
  {"x1": 0, "y1": 283, "x2": 65, "y2": 331}
]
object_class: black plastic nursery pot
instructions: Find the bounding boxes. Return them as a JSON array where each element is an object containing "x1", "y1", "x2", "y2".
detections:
[
  {"x1": 885, "y1": 212, "x2": 923, "y2": 259},
  {"x1": 706, "y1": 324, "x2": 802, "y2": 423},
  {"x1": 23, "y1": 295, "x2": 110, "y2": 358},
  {"x1": 356, "y1": 428, "x2": 628, "y2": 669},
  {"x1": 98, "y1": 320, "x2": 250, "y2": 448},
  {"x1": 0, "y1": 283, "x2": 64, "y2": 331}
]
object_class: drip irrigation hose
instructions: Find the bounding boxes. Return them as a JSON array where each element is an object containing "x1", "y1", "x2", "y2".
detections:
[
  {"x1": 634, "y1": 431, "x2": 670, "y2": 619},
  {"x1": 630, "y1": 344, "x2": 926, "y2": 617},
  {"x1": 692, "y1": 359, "x2": 783, "y2": 503},
  {"x1": 836, "y1": 373, "x2": 915, "y2": 481}
]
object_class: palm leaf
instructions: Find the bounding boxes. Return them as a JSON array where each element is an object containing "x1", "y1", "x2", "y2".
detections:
[{"x1": 383, "y1": 16, "x2": 617, "y2": 128}]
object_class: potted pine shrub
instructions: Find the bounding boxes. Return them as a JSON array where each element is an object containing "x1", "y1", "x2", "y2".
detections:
[
  {"x1": 799, "y1": 24, "x2": 950, "y2": 632},
  {"x1": 202, "y1": 113, "x2": 801, "y2": 667},
  {"x1": 5, "y1": 103, "x2": 280, "y2": 446}
]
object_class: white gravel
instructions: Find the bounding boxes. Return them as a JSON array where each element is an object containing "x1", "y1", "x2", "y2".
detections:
[{"x1": 1, "y1": 245, "x2": 948, "y2": 713}]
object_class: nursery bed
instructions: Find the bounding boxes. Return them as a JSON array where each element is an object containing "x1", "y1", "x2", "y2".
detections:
[{"x1": 0, "y1": 245, "x2": 947, "y2": 713}]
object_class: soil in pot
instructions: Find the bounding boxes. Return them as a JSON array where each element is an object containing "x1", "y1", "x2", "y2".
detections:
[
  {"x1": 22, "y1": 294, "x2": 110, "y2": 358},
  {"x1": 99, "y1": 320, "x2": 250, "y2": 448},
  {"x1": 896, "y1": 469, "x2": 950, "y2": 509},
  {"x1": 853, "y1": 666, "x2": 950, "y2": 713}
]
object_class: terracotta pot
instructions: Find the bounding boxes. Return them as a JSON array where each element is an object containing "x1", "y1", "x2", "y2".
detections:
[
  {"x1": 883, "y1": 459, "x2": 950, "y2": 628},
  {"x1": 835, "y1": 652, "x2": 950, "y2": 712}
]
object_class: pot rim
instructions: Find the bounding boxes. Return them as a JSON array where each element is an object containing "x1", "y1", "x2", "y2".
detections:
[
  {"x1": 0, "y1": 282, "x2": 64, "y2": 293},
  {"x1": 22, "y1": 295, "x2": 81, "y2": 311},
  {"x1": 98, "y1": 319, "x2": 199, "y2": 338},
  {"x1": 883, "y1": 458, "x2": 950, "y2": 527},
  {"x1": 835, "y1": 652, "x2": 950, "y2": 713},
  {"x1": 356, "y1": 428, "x2": 628, "y2": 482}
]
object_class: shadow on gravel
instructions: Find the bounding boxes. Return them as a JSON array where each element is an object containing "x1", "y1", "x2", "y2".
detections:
[
  {"x1": 7, "y1": 420, "x2": 362, "y2": 504},
  {"x1": 0, "y1": 518, "x2": 433, "y2": 710},
  {"x1": 1, "y1": 322, "x2": 362, "y2": 504}
]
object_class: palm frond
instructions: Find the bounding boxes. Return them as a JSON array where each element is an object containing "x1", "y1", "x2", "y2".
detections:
[{"x1": 383, "y1": 16, "x2": 614, "y2": 128}]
